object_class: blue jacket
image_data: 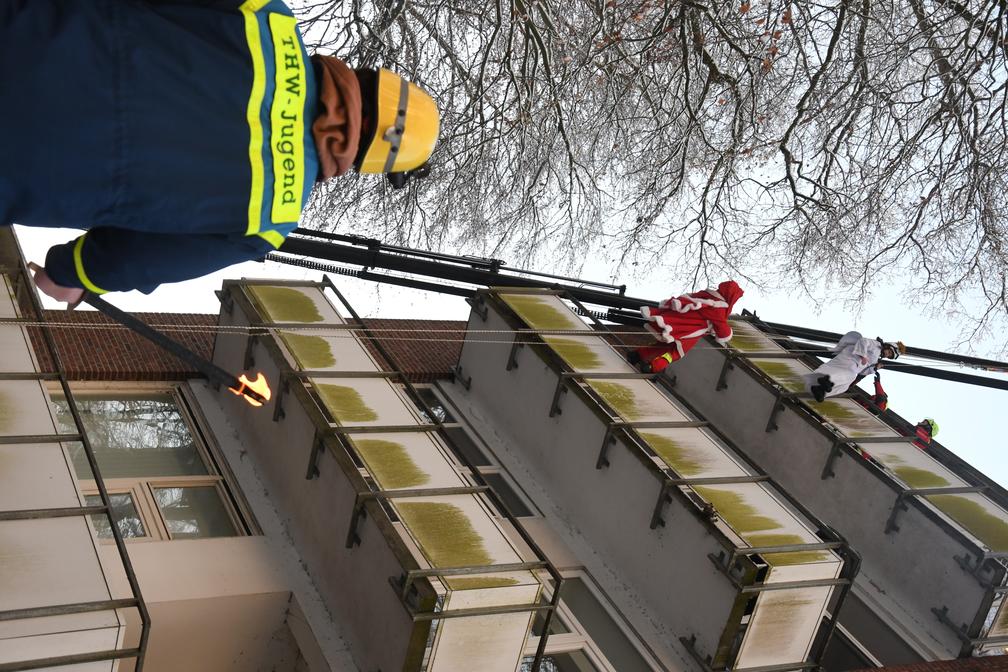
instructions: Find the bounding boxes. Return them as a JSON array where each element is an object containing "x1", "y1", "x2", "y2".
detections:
[{"x1": 0, "y1": 0, "x2": 319, "y2": 293}]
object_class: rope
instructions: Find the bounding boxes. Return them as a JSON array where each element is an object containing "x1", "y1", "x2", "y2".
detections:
[{"x1": 9, "y1": 317, "x2": 1005, "y2": 370}]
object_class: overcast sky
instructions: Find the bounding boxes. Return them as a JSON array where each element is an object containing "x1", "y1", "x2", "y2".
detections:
[{"x1": 16, "y1": 224, "x2": 1007, "y2": 488}]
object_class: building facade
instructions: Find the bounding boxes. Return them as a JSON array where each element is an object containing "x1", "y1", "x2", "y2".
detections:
[{"x1": 2, "y1": 226, "x2": 1008, "y2": 672}]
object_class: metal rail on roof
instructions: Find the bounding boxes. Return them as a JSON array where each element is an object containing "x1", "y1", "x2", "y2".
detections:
[
  {"x1": 227, "y1": 276, "x2": 563, "y2": 672},
  {"x1": 0, "y1": 239, "x2": 150, "y2": 671}
]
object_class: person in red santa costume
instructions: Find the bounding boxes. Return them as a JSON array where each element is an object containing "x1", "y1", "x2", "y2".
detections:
[{"x1": 628, "y1": 280, "x2": 745, "y2": 373}]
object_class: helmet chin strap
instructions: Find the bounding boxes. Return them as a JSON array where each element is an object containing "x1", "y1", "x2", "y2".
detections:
[{"x1": 387, "y1": 161, "x2": 432, "y2": 189}]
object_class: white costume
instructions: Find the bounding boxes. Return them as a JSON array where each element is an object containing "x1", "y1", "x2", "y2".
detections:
[{"x1": 803, "y1": 331, "x2": 881, "y2": 399}]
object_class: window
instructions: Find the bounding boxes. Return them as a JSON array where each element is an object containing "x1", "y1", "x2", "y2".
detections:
[
  {"x1": 414, "y1": 387, "x2": 455, "y2": 424},
  {"x1": 557, "y1": 578, "x2": 655, "y2": 672},
  {"x1": 413, "y1": 385, "x2": 538, "y2": 519},
  {"x1": 524, "y1": 573, "x2": 660, "y2": 672},
  {"x1": 481, "y1": 472, "x2": 533, "y2": 517},
  {"x1": 84, "y1": 493, "x2": 145, "y2": 539},
  {"x1": 521, "y1": 651, "x2": 600, "y2": 672},
  {"x1": 53, "y1": 391, "x2": 243, "y2": 541}
]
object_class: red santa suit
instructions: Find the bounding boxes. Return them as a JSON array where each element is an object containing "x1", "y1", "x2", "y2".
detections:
[{"x1": 634, "y1": 281, "x2": 744, "y2": 372}]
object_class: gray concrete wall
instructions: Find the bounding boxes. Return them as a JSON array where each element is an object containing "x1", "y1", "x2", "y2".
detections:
[
  {"x1": 666, "y1": 340, "x2": 991, "y2": 660},
  {"x1": 210, "y1": 295, "x2": 426, "y2": 672},
  {"x1": 457, "y1": 305, "x2": 748, "y2": 667}
]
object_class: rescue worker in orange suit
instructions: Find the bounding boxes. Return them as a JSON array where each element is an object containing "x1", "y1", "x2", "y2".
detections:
[
  {"x1": 628, "y1": 281, "x2": 745, "y2": 373},
  {"x1": 913, "y1": 418, "x2": 939, "y2": 451},
  {"x1": 872, "y1": 371, "x2": 889, "y2": 411},
  {"x1": 2, "y1": 1, "x2": 439, "y2": 302}
]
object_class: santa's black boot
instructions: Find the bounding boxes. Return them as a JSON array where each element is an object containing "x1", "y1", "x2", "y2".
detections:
[{"x1": 811, "y1": 376, "x2": 832, "y2": 402}]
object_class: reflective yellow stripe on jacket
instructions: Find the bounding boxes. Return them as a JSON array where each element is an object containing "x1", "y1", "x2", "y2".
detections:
[
  {"x1": 73, "y1": 234, "x2": 108, "y2": 294},
  {"x1": 240, "y1": 0, "x2": 269, "y2": 240},
  {"x1": 239, "y1": 0, "x2": 307, "y2": 250}
]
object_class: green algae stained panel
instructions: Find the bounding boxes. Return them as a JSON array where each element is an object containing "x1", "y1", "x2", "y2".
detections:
[
  {"x1": 893, "y1": 467, "x2": 951, "y2": 489},
  {"x1": 694, "y1": 486, "x2": 781, "y2": 534},
  {"x1": 430, "y1": 583, "x2": 543, "y2": 672},
  {"x1": 279, "y1": 330, "x2": 376, "y2": 372},
  {"x1": 736, "y1": 584, "x2": 833, "y2": 668},
  {"x1": 499, "y1": 294, "x2": 587, "y2": 331},
  {"x1": 586, "y1": 379, "x2": 688, "y2": 422},
  {"x1": 694, "y1": 485, "x2": 830, "y2": 566},
  {"x1": 858, "y1": 441, "x2": 965, "y2": 490},
  {"x1": 543, "y1": 335, "x2": 631, "y2": 373},
  {"x1": 395, "y1": 504, "x2": 530, "y2": 590},
  {"x1": 317, "y1": 384, "x2": 378, "y2": 423},
  {"x1": 397, "y1": 501, "x2": 494, "y2": 568},
  {"x1": 744, "y1": 533, "x2": 830, "y2": 566},
  {"x1": 806, "y1": 398, "x2": 898, "y2": 438},
  {"x1": 313, "y1": 378, "x2": 419, "y2": 427},
  {"x1": 280, "y1": 332, "x2": 337, "y2": 369},
  {"x1": 248, "y1": 285, "x2": 326, "y2": 323},
  {"x1": 353, "y1": 439, "x2": 431, "y2": 489},
  {"x1": 750, "y1": 358, "x2": 807, "y2": 393},
  {"x1": 640, "y1": 429, "x2": 746, "y2": 479},
  {"x1": 349, "y1": 432, "x2": 466, "y2": 491},
  {"x1": 728, "y1": 320, "x2": 779, "y2": 353},
  {"x1": 926, "y1": 493, "x2": 1008, "y2": 553}
]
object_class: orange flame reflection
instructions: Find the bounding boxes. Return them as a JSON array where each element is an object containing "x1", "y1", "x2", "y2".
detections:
[{"x1": 229, "y1": 372, "x2": 272, "y2": 407}]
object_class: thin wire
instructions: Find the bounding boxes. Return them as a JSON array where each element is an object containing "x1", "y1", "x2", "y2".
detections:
[{"x1": 12, "y1": 318, "x2": 1006, "y2": 371}]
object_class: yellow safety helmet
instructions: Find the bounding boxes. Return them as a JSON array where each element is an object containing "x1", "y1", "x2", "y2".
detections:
[
  {"x1": 357, "y1": 68, "x2": 439, "y2": 186},
  {"x1": 924, "y1": 418, "x2": 939, "y2": 437}
]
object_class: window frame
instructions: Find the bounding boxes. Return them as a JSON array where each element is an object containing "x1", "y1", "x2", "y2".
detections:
[
  {"x1": 523, "y1": 570, "x2": 665, "y2": 672},
  {"x1": 416, "y1": 383, "x2": 542, "y2": 518},
  {"x1": 50, "y1": 382, "x2": 253, "y2": 543}
]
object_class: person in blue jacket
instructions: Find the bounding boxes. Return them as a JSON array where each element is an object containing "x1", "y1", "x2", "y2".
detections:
[{"x1": 1, "y1": 0, "x2": 440, "y2": 302}]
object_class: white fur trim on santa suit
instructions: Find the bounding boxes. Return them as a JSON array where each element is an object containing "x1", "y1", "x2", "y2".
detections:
[
  {"x1": 657, "y1": 293, "x2": 728, "y2": 314},
  {"x1": 640, "y1": 306, "x2": 652, "y2": 319},
  {"x1": 689, "y1": 296, "x2": 729, "y2": 309},
  {"x1": 679, "y1": 325, "x2": 711, "y2": 341},
  {"x1": 645, "y1": 322, "x2": 676, "y2": 344},
  {"x1": 673, "y1": 339, "x2": 685, "y2": 358},
  {"x1": 713, "y1": 324, "x2": 733, "y2": 346}
]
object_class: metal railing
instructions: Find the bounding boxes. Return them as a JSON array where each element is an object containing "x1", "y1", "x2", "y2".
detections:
[
  {"x1": 476, "y1": 288, "x2": 859, "y2": 671},
  {"x1": 0, "y1": 233, "x2": 149, "y2": 671},
  {"x1": 717, "y1": 313, "x2": 1008, "y2": 655},
  {"x1": 222, "y1": 277, "x2": 562, "y2": 671}
]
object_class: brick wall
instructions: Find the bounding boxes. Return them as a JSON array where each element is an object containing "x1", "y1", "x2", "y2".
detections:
[
  {"x1": 32, "y1": 311, "x2": 471, "y2": 382},
  {"x1": 33, "y1": 312, "x2": 649, "y2": 383},
  {"x1": 360, "y1": 319, "x2": 467, "y2": 383},
  {"x1": 33, "y1": 311, "x2": 217, "y2": 381},
  {"x1": 862, "y1": 656, "x2": 1008, "y2": 672}
]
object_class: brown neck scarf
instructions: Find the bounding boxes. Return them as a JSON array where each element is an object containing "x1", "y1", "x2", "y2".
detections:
[{"x1": 311, "y1": 56, "x2": 362, "y2": 180}]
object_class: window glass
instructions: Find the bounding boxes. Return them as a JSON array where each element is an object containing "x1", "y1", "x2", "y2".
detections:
[
  {"x1": 531, "y1": 603, "x2": 571, "y2": 636},
  {"x1": 53, "y1": 395, "x2": 208, "y2": 478},
  {"x1": 153, "y1": 486, "x2": 236, "y2": 539},
  {"x1": 443, "y1": 426, "x2": 491, "y2": 466},
  {"x1": 483, "y1": 472, "x2": 533, "y2": 517},
  {"x1": 414, "y1": 388, "x2": 455, "y2": 423},
  {"x1": 560, "y1": 578, "x2": 654, "y2": 672},
  {"x1": 84, "y1": 493, "x2": 146, "y2": 539},
  {"x1": 521, "y1": 652, "x2": 599, "y2": 672}
]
